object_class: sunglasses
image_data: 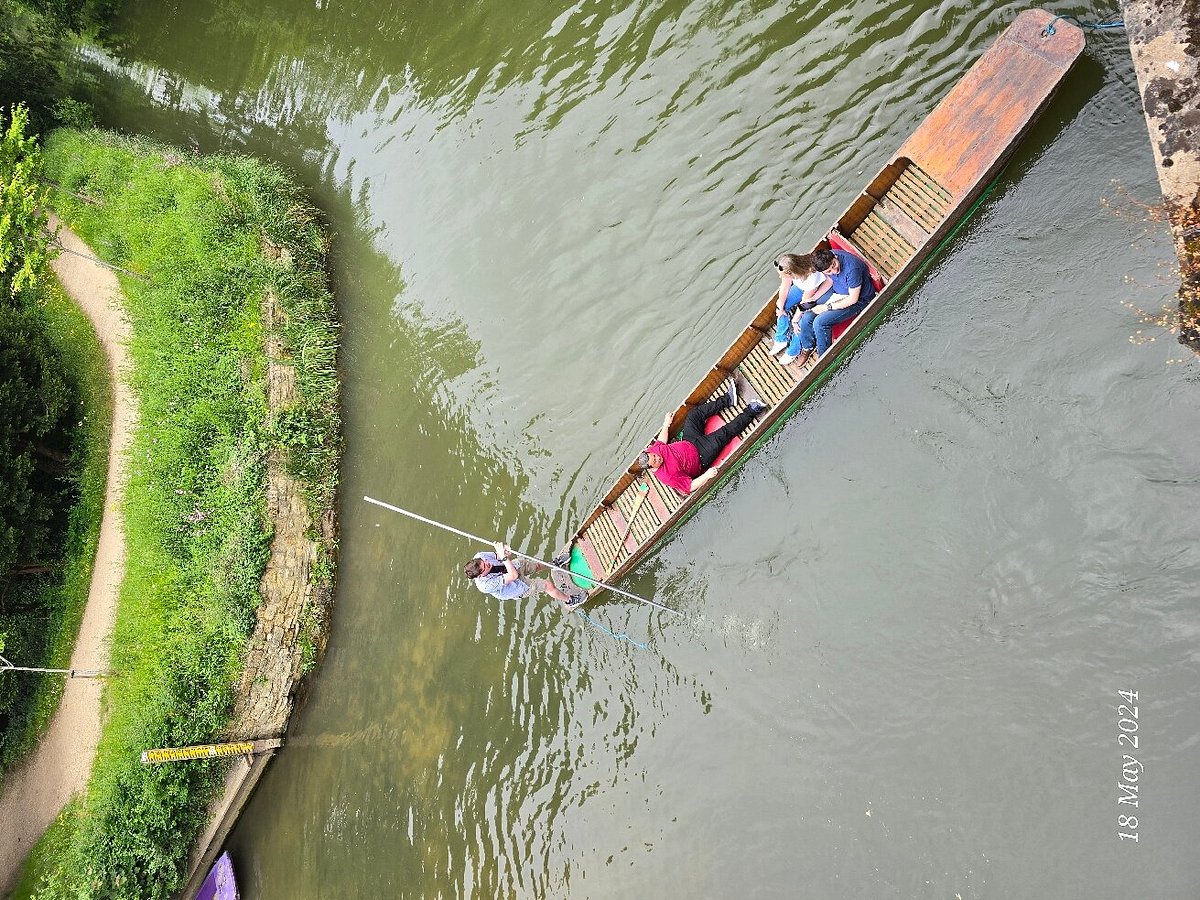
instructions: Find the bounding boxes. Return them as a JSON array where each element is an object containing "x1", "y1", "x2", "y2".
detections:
[{"x1": 773, "y1": 260, "x2": 785, "y2": 272}]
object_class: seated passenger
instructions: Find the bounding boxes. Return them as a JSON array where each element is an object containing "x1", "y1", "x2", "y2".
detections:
[
  {"x1": 464, "y1": 541, "x2": 579, "y2": 606},
  {"x1": 634, "y1": 374, "x2": 766, "y2": 495},
  {"x1": 769, "y1": 253, "x2": 833, "y2": 355},
  {"x1": 778, "y1": 248, "x2": 877, "y2": 366}
]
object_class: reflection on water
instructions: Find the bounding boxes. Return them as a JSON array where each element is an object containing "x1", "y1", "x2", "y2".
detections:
[{"x1": 83, "y1": 0, "x2": 1200, "y2": 896}]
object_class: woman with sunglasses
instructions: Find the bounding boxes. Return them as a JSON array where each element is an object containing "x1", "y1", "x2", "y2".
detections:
[
  {"x1": 779, "y1": 247, "x2": 877, "y2": 366},
  {"x1": 769, "y1": 254, "x2": 832, "y2": 356}
]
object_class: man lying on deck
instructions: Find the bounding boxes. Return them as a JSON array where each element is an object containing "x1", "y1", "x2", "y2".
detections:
[
  {"x1": 778, "y1": 247, "x2": 876, "y2": 366},
  {"x1": 633, "y1": 374, "x2": 766, "y2": 495},
  {"x1": 465, "y1": 541, "x2": 581, "y2": 607}
]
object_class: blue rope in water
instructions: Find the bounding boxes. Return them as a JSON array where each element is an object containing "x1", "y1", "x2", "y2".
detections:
[
  {"x1": 1043, "y1": 14, "x2": 1124, "y2": 36},
  {"x1": 575, "y1": 609, "x2": 650, "y2": 650}
]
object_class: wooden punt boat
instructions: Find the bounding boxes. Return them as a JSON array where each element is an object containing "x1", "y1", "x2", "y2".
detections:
[{"x1": 552, "y1": 9, "x2": 1085, "y2": 605}]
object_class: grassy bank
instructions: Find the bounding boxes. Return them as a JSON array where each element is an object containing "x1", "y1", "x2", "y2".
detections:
[
  {"x1": 20, "y1": 128, "x2": 339, "y2": 900},
  {"x1": 0, "y1": 277, "x2": 112, "y2": 772}
]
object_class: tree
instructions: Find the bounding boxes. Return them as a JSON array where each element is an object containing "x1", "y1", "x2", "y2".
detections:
[
  {"x1": 0, "y1": 103, "x2": 51, "y2": 296},
  {"x1": 0, "y1": 306, "x2": 71, "y2": 577},
  {"x1": 0, "y1": 102, "x2": 68, "y2": 578}
]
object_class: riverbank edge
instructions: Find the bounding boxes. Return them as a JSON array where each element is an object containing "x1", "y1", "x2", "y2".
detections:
[
  {"x1": 1122, "y1": 0, "x2": 1200, "y2": 351},
  {"x1": 13, "y1": 129, "x2": 341, "y2": 899},
  {"x1": 178, "y1": 279, "x2": 342, "y2": 895}
]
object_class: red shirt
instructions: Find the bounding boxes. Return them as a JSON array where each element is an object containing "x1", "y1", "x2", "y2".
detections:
[{"x1": 646, "y1": 439, "x2": 701, "y2": 494}]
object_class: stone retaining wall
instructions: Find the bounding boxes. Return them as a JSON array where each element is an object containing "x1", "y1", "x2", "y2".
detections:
[
  {"x1": 1122, "y1": 0, "x2": 1200, "y2": 350},
  {"x1": 180, "y1": 284, "x2": 337, "y2": 896}
]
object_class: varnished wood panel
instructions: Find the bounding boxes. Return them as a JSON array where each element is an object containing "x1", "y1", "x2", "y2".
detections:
[{"x1": 897, "y1": 10, "x2": 1084, "y2": 197}]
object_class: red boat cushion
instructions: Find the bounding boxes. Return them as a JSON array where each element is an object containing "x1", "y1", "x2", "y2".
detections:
[
  {"x1": 704, "y1": 415, "x2": 742, "y2": 467},
  {"x1": 830, "y1": 318, "x2": 854, "y2": 343}
]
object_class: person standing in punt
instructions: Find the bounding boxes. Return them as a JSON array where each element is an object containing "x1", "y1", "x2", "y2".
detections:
[
  {"x1": 464, "y1": 542, "x2": 581, "y2": 607},
  {"x1": 778, "y1": 247, "x2": 876, "y2": 366},
  {"x1": 769, "y1": 253, "x2": 832, "y2": 356},
  {"x1": 634, "y1": 375, "x2": 766, "y2": 495}
]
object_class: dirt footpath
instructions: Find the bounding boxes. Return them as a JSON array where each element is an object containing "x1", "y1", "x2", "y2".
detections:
[{"x1": 0, "y1": 217, "x2": 134, "y2": 894}]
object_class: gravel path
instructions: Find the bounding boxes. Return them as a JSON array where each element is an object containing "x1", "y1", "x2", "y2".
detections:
[{"x1": 0, "y1": 217, "x2": 134, "y2": 893}]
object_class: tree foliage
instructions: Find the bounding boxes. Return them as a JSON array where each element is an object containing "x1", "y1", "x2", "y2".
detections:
[
  {"x1": 1, "y1": 103, "x2": 52, "y2": 295},
  {"x1": 0, "y1": 0, "x2": 107, "y2": 133},
  {"x1": 0, "y1": 0, "x2": 67, "y2": 129},
  {"x1": 0, "y1": 103, "x2": 68, "y2": 578},
  {"x1": 0, "y1": 306, "x2": 71, "y2": 576}
]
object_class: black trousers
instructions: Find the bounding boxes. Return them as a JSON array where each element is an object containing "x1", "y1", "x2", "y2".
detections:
[{"x1": 681, "y1": 395, "x2": 758, "y2": 470}]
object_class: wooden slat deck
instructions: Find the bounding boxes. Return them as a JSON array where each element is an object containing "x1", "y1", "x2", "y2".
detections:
[
  {"x1": 873, "y1": 196, "x2": 932, "y2": 249},
  {"x1": 613, "y1": 490, "x2": 647, "y2": 542},
  {"x1": 740, "y1": 340, "x2": 795, "y2": 405},
  {"x1": 849, "y1": 210, "x2": 914, "y2": 280},
  {"x1": 781, "y1": 351, "x2": 817, "y2": 382},
  {"x1": 606, "y1": 504, "x2": 632, "y2": 546},
  {"x1": 561, "y1": 11, "x2": 1085, "y2": 602},
  {"x1": 613, "y1": 483, "x2": 659, "y2": 545},
  {"x1": 618, "y1": 496, "x2": 656, "y2": 546},
  {"x1": 885, "y1": 164, "x2": 952, "y2": 233},
  {"x1": 646, "y1": 472, "x2": 683, "y2": 516},
  {"x1": 587, "y1": 510, "x2": 623, "y2": 572},
  {"x1": 630, "y1": 506, "x2": 657, "y2": 545}
]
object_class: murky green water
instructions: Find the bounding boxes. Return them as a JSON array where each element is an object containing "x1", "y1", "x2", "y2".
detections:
[{"x1": 85, "y1": 1, "x2": 1200, "y2": 896}]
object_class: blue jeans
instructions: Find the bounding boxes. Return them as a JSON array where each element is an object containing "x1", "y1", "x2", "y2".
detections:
[
  {"x1": 787, "y1": 297, "x2": 868, "y2": 357},
  {"x1": 773, "y1": 283, "x2": 828, "y2": 344}
]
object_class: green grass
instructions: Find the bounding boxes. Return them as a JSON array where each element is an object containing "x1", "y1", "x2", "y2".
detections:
[
  {"x1": 16, "y1": 128, "x2": 341, "y2": 900},
  {"x1": 0, "y1": 277, "x2": 112, "y2": 774}
]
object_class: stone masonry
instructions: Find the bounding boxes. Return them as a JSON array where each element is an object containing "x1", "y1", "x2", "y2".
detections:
[
  {"x1": 1122, "y1": 0, "x2": 1200, "y2": 350},
  {"x1": 228, "y1": 287, "x2": 335, "y2": 738}
]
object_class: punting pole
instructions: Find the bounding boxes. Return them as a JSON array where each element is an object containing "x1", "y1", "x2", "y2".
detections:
[{"x1": 364, "y1": 495, "x2": 678, "y2": 615}]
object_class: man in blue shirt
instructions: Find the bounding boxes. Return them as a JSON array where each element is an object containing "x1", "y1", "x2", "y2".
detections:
[
  {"x1": 464, "y1": 542, "x2": 580, "y2": 606},
  {"x1": 778, "y1": 248, "x2": 877, "y2": 366}
]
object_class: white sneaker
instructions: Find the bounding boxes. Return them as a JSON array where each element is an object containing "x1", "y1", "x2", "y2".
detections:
[
  {"x1": 777, "y1": 353, "x2": 797, "y2": 365},
  {"x1": 768, "y1": 340, "x2": 788, "y2": 355}
]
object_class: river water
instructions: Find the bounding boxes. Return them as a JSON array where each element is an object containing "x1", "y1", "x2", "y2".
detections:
[{"x1": 85, "y1": 1, "x2": 1200, "y2": 897}]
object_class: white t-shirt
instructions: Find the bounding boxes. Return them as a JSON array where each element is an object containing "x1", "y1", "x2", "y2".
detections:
[{"x1": 793, "y1": 271, "x2": 825, "y2": 292}]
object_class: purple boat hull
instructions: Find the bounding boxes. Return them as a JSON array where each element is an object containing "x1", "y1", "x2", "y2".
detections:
[{"x1": 194, "y1": 852, "x2": 239, "y2": 900}]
